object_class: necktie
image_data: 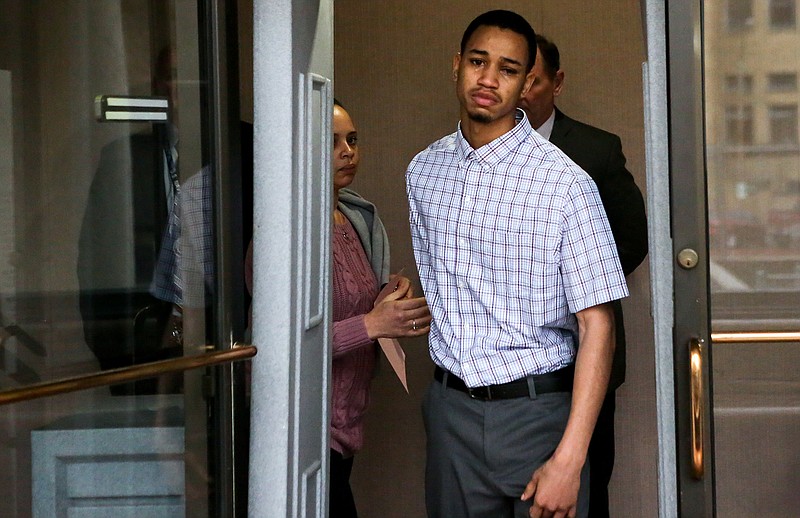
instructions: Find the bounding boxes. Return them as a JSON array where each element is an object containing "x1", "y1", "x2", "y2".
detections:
[{"x1": 164, "y1": 145, "x2": 179, "y2": 210}]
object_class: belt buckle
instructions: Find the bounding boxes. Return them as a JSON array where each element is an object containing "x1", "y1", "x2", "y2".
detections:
[{"x1": 468, "y1": 386, "x2": 492, "y2": 401}]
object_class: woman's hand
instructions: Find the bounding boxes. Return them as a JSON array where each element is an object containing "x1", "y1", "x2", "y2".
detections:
[
  {"x1": 364, "y1": 276, "x2": 431, "y2": 339},
  {"x1": 375, "y1": 271, "x2": 417, "y2": 301}
]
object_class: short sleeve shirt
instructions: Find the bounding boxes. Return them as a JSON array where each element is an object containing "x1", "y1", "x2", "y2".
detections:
[{"x1": 406, "y1": 109, "x2": 628, "y2": 387}]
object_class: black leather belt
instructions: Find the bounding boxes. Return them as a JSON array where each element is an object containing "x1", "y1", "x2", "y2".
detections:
[{"x1": 434, "y1": 365, "x2": 574, "y2": 401}]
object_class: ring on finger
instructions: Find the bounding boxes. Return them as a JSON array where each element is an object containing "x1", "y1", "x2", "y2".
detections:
[{"x1": 412, "y1": 319, "x2": 417, "y2": 330}]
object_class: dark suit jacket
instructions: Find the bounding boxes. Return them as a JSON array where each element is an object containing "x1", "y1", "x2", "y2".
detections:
[
  {"x1": 77, "y1": 130, "x2": 178, "y2": 393},
  {"x1": 77, "y1": 121, "x2": 254, "y2": 394},
  {"x1": 549, "y1": 108, "x2": 648, "y2": 391}
]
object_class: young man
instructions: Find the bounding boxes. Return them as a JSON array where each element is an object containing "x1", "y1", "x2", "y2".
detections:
[
  {"x1": 518, "y1": 35, "x2": 649, "y2": 518},
  {"x1": 406, "y1": 10, "x2": 628, "y2": 518}
]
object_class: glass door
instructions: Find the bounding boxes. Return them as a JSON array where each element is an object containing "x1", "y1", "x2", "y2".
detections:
[
  {"x1": 0, "y1": 1, "x2": 249, "y2": 516},
  {"x1": 671, "y1": 0, "x2": 800, "y2": 515},
  {"x1": 705, "y1": 0, "x2": 800, "y2": 516}
]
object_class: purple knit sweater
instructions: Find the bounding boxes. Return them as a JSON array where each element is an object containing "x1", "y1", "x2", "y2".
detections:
[{"x1": 331, "y1": 216, "x2": 379, "y2": 456}]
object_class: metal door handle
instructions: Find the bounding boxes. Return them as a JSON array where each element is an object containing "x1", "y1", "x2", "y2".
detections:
[
  {"x1": 689, "y1": 337, "x2": 705, "y2": 479},
  {"x1": 711, "y1": 331, "x2": 800, "y2": 344}
]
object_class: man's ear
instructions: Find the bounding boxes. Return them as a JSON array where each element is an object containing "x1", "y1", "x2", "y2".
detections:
[
  {"x1": 553, "y1": 69, "x2": 565, "y2": 98},
  {"x1": 452, "y1": 53, "x2": 461, "y2": 81},
  {"x1": 521, "y1": 68, "x2": 535, "y2": 97}
]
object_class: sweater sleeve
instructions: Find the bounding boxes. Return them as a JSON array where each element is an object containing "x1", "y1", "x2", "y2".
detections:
[{"x1": 332, "y1": 314, "x2": 375, "y2": 358}]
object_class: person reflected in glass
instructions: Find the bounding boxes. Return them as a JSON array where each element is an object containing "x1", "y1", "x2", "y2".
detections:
[
  {"x1": 329, "y1": 99, "x2": 431, "y2": 517},
  {"x1": 78, "y1": 46, "x2": 182, "y2": 394}
]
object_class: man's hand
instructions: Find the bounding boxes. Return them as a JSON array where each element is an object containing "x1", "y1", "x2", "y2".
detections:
[
  {"x1": 520, "y1": 454, "x2": 581, "y2": 518},
  {"x1": 521, "y1": 302, "x2": 615, "y2": 518}
]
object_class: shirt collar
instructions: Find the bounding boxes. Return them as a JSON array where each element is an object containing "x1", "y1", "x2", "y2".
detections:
[
  {"x1": 534, "y1": 108, "x2": 556, "y2": 141},
  {"x1": 456, "y1": 108, "x2": 533, "y2": 166}
]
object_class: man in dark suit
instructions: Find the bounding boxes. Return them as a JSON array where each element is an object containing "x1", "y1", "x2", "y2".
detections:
[
  {"x1": 518, "y1": 34, "x2": 648, "y2": 518},
  {"x1": 78, "y1": 48, "x2": 182, "y2": 394},
  {"x1": 78, "y1": 128, "x2": 181, "y2": 390}
]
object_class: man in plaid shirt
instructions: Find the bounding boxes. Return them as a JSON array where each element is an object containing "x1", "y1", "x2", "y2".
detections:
[{"x1": 406, "y1": 10, "x2": 628, "y2": 518}]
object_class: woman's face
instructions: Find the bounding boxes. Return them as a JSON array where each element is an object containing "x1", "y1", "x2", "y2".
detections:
[{"x1": 332, "y1": 104, "x2": 359, "y2": 192}]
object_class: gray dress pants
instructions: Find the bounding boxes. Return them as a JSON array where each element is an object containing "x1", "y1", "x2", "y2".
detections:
[{"x1": 422, "y1": 377, "x2": 590, "y2": 518}]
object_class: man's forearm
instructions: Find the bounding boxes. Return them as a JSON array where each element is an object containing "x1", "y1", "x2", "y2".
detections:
[{"x1": 551, "y1": 303, "x2": 615, "y2": 468}]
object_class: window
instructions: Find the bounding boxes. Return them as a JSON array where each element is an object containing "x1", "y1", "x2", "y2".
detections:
[
  {"x1": 770, "y1": 0, "x2": 796, "y2": 28},
  {"x1": 784, "y1": 180, "x2": 800, "y2": 195},
  {"x1": 768, "y1": 73, "x2": 798, "y2": 92},
  {"x1": 725, "y1": 105, "x2": 754, "y2": 145},
  {"x1": 728, "y1": 0, "x2": 754, "y2": 29},
  {"x1": 769, "y1": 104, "x2": 799, "y2": 144},
  {"x1": 725, "y1": 74, "x2": 754, "y2": 93}
]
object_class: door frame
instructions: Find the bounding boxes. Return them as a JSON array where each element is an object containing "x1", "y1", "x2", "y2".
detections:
[
  {"x1": 666, "y1": 0, "x2": 717, "y2": 514},
  {"x1": 248, "y1": 0, "x2": 334, "y2": 516},
  {"x1": 642, "y1": 0, "x2": 718, "y2": 515},
  {"x1": 201, "y1": 0, "x2": 250, "y2": 516},
  {"x1": 641, "y1": 0, "x2": 681, "y2": 516},
  {"x1": 645, "y1": 0, "x2": 717, "y2": 515}
]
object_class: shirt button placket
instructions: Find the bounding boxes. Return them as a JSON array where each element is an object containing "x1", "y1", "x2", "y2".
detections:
[{"x1": 457, "y1": 158, "x2": 481, "y2": 364}]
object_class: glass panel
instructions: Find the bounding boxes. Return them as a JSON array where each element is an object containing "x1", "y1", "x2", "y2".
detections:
[
  {"x1": 724, "y1": 105, "x2": 754, "y2": 146},
  {"x1": 768, "y1": 104, "x2": 799, "y2": 145},
  {"x1": 724, "y1": 73, "x2": 753, "y2": 93},
  {"x1": 0, "y1": 1, "x2": 223, "y2": 516},
  {"x1": 770, "y1": 0, "x2": 797, "y2": 29},
  {"x1": 767, "y1": 73, "x2": 798, "y2": 92},
  {"x1": 727, "y1": 0, "x2": 754, "y2": 30},
  {"x1": 705, "y1": 1, "x2": 800, "y2": 516}
]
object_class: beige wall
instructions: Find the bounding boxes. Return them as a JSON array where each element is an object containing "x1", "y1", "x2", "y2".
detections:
[{"x1": 334, "y1": 2, "x2": 658, "y2": 517}]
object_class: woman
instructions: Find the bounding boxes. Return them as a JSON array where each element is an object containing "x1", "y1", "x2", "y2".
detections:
[{"x1": 330, "y1": 99, "x2": 431, "y2": 517}]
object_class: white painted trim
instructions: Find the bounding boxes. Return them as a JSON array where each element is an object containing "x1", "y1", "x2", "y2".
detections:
[
  {"x1": 641, "y1": 0, "x2": 678, "y2": 516},
  {"x1": 249, "y1": 0, "x2": 295, "y2": 515}
]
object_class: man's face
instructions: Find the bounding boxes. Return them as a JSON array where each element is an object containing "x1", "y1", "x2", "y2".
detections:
[
  {"x1": 453, "y1": 25, "x2": 534, "y2": 126},
  {"x1": 518, "y1": 47, "x2": 564, "y2": 129}
]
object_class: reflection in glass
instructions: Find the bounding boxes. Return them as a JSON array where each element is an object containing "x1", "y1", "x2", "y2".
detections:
[
  {"x1": 705, "y1": 1, "x2": 800, "y2": 516},
  {"x1": 0, "y1": 2, "x2": 218, "y2": 516},
  {"x1": 727, "y1": 0, "x2": 754, "y2": 30},
  {"x1": 770, "y1": 0, "x2": 797, "y2": 29},
  {"x1": 767, "y1": 72, "x2": 798, "y2": 93},
  {"x1": 768, "y1": 104, "x2": 799, "y2": 145}
]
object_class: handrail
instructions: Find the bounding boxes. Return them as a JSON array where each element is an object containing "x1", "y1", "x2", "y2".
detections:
[
  {"x1": 0, "y1": 344, "x2": 256, "y2": 406},
  {"x1": 711, "y1": 331, "x2": 800, "y2": 344}
]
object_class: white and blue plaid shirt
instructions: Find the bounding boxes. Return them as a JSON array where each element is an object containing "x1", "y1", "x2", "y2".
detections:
[
  {"x1": 150, "y1": 166, "x2": 214, "y2": 309},
  {"x1": 406, "y1": 109, "x2": 628, "y2": 387}
]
